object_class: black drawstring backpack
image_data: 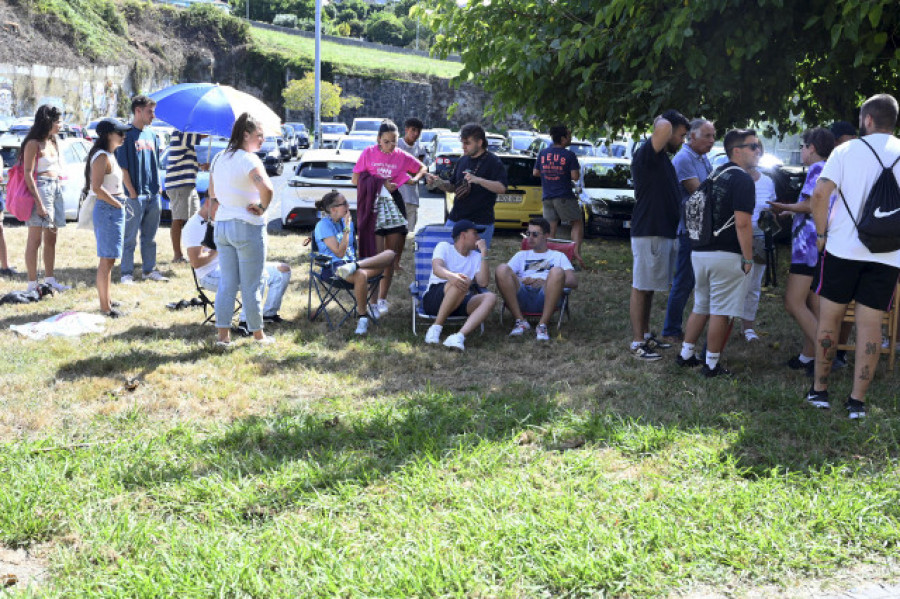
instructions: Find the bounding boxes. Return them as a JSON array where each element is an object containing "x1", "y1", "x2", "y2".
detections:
[{"x1": 838, "y1": 138, "x2": 900, "y2": 253}]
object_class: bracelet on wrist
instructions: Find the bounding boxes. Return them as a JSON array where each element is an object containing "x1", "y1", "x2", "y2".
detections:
[
  {"x1": 816, "y1": 232, "x2": 827, "y2": 239},
  {"x1": 741, "y1": 258, "x2": 753, "y2": 265}
]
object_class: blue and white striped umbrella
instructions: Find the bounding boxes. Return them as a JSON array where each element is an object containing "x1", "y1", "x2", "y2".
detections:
[{"x1": 148, "y1": 83, "x2": 282, "y2": 138}]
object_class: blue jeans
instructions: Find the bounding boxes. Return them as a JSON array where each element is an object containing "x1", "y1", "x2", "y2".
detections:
[
  {"x1": 214, "y1": 219, "x2": 266, "y2": 332},
  {"x1": 121, "y1": 193, "x2": 160, "y2": 276},
  {"x1": 200, "y1": 262, "x2": 290, "y2": 322},
  {"x1": 662, "y1": 232, "x2": 695, "y2": 337},
  {"x1": 444, "y1": 219, "x2": 495, "y2": 249}
]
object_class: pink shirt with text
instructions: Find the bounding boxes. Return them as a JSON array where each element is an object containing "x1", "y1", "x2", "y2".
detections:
[{"x1": 353, "y1": 145, "x2": 423, "y2": 186}]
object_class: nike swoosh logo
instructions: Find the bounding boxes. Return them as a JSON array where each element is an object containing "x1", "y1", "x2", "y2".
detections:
[{"x1": 874, "y1": 206, "x2": 900, "y2": 218}]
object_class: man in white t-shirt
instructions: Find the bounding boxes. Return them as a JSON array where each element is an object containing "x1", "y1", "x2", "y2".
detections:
[
  {"x1": 423, "y1": 219, "x2": 497, "y2": 350},
  {"x1": 495, "y1": 218, "x2": 577, "y2": 341},
  {"x1": 807, "y1": 93, "x2": 900, "y2": 419},
  {"x1": 184, "y1": 198, "x2": 292, "y2": 329}
]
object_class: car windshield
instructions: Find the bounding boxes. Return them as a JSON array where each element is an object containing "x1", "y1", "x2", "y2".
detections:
[
  {"x1": 1, "y1": 146, "x2": 18, "y2": 167},
  {"x1": 511, "y1": 137, "x2": 533, "y2": 151},
  {"x1": 437, "y1": 140, "x2": 462, "y2": 153},
  {"x1": 597, "y1": 143, "x2": 628, "y2": 158},
  {"x1": 9, "y1": 125, "x2": 30, "y2": 135},
  {"x1": 353, "y1": 121, "x2": 381, "y2": 132},
  {"x1": 287, "y1": 123, "x2": 307, "y2": 132},
  {"x1": 502, "y1": 157, "x2": 541, "y2": 187},
  {"x1": 297, "y1": 161, "x2": 355, "y2": 180},
  {"x1": 569, "y1": 144, "x2": 595, "y2": 156},
  {"x1": 420, "y1": 131, "x2": 438, "y2": 144},
  {"x1": 322, "y1": 124, "x2": 347, "y2": 134},
  {"x1": 583, "y1": 163, "x2": 633, "y2": 189},
  {"x1": 338, "y1": 138, "x2": 374, "y2": 150},
  {"x1": 487, "y1": 138, "x2": 505, "y2": 150}
]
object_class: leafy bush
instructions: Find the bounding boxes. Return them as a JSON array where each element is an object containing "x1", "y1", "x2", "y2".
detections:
[
  {"x1": 365, "y1": 12, "x2": 404, "y2": 46},
  {"x1": 273, "y1": 14, "x2": 298, "y2": 29}
]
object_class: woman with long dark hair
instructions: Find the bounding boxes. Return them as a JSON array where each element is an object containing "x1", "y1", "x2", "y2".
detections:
[
  {"x1": 208, "y1": 113, "x2": 275, "y2": 347},
  {"x1": 21, "y1": 104, "x2": 69, "y2": 292},
  {"x1": 83, "y1": 118, "x2": 130, "y2": 317}
]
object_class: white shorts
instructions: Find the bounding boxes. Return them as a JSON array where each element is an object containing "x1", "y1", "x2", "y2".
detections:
[
  {"x1": 691, "y1": 251, "x2": 751, "y2": 317},
  {"x1": 631, "y1": 236, "x2": 676, "y2": 291}
]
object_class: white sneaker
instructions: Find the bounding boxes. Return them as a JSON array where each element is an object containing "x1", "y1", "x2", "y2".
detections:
[
  {"x1": 535, "y1": 323, "x2": 550, "y2": 341},
  {"x1": 336, "y1": 261, "x2": 358, "y2": 280},
  {"x1": 509, "y1": 319, "x2": 531, "y2": 337},
  {"x1": 355, "y1": 317, "x2": 369, "y2": 335},
  {"x1": 443, "y1": 332, "x2": 465, "y2": 351},
  {"x1": 425, "y1": 324, "x2": 442, "y2": 344},
  {"x1": 46, "y1": 279, "x2": 70, "y2": 292},
  {"x1": 376, "y1": 298, "x2": 389, "y2": 315},
  {"x1": 743, "y1": 329, "x2": 760, "y2": 342},
  {"x1": 120, "y1": 274, "x2": 135, "y2": 285},
  {"x1": 254, "y1": 335, "x2": 276, "y2": 345},
  {"x1": 366, "y1": 303, "x2": 381, "y2": 321},
  {"x1": 145, "y1": 270, "x2": 169, "y2": 282}
]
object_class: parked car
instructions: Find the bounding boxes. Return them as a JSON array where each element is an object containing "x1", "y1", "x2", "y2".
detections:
[
  {"x1": 336, "y1": 135, "x2": 376, "y2": 151},
  {"x1": 282, "y1": 149, "x2": 362, "y2": 228},
  {"x1": 527, "y1": 136, "x2": 595, "y2": 158},
  {"x1": 282, "y1": 125, "x2": 300, "y2": 159},
  {"x1": 256, "y1": 137, "x2": 284, "y2": 176},
  {"x1": 285, "y1": 122, "x2": 310, "y2": 149},
  {"x1": 320, "y1": 122, "x2": 348, "y2": 149},
  {"x1": 486, "y1": 133, "x2": 506, "y2": 153},
  {"x1": 350, "y1": 117, "x2": 383, "y2": 134},
  {"x1": 157, "y1": 139, "x2": 227, "y2": 223},
  {"x1": 443, "y1": 154, "x2": 544, "y2": 230},
  {"x1": 578, "y1": 157, "x2": 635, "y2": 237},
  {"x1": 420, "y1": 128, "x2": 452, "y2": 163},
  {"x1": 427, "y1": 135, "x2": 464, "y2": 179},
  {"x1": 505, "y1": 134, "x2": 537, "y2": 155},
  {"x1": 274, "y1": 133, "x2": 292, "y2": 161}
]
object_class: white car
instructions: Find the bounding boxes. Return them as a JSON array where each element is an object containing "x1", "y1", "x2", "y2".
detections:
[
  {"x1": 320, "y1": 122, "x2": 349, "y2": 149},
  {"x1": 282, "y1": 149, "x2": 362, "y2": 228},
  {"x1": 350, "y1": 117, "x2": 383, "y2": 135},
  {"x1": 578, "y1": 157, "x2": 635, "y2": 237},
  {"x1": 336, "y1": 135, "x2": 376, "y2": 151},
  {"x1": 2, "y1": 137, "x2": 92, "y2": 221}
]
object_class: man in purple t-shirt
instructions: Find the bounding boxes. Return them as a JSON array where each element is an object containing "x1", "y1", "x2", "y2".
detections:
[{"x1": 533, "y1": 125, "x2": 583, "y2": 267}]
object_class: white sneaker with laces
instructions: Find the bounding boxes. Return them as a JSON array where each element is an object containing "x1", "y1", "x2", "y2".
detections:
[
  {"x1": 120, "y1": 275, "x2": 135, "y2": 285},
  {"x1": 376, "y1": 298, "x2": 390, "y2": 315},
  {"x1": 743, "y1": 329, "x2": 759, "y2": 342},
  {"x1": 355, "y1": 317, "x2": 369, "y2": 335},
  {"x1": 509, "y1": 319, "x2": 531, "y2": 337},
  {"x1": 535, "y1": 324, "x2": 550, "y2": 341},
  {"x1": 425, "y1": 324, "x2": 442, "y2": 345},
  {"x1": 336, "y1": 262, "x2": 358, "y2": 280},
  {"x1": 145, "y1": 270, "x2": 169, "y2": 282},
  {"x1": 45, "y1": 278, "x2": 70, "y2": 292},
  {"x1": 443, "y1": 332, "x2": 465, "y2": 351},
  {"x1": 366, "y1": 303, "x2": 381, "y2": 321}
]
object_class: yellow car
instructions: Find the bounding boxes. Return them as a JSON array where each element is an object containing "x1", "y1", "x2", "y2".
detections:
[{"x1": 443, "y1": 154, "x2": 545, "y2": 230}]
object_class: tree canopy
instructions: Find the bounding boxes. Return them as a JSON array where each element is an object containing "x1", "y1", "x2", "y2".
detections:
[
  {"x1": 282, "y1": 73, "x2": 363, "y2": 118},
  {"x1": 420, "y1": 0, "x2": 900, "y2": 135}
]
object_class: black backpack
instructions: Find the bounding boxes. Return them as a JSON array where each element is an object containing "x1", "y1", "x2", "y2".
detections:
[
  {"x1": 839, "y1": 138, "x2": 900, "y2": 253},
  {"x1": 683, "y1": 165, "x2": 743, "y2": 248}
]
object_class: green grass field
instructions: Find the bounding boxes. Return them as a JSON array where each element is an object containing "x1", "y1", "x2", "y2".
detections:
[
  {"x1": 251, "y1": 27, "x2": 464, "y2": 80},
  {"x1": 0, "y1": 223, "x2": 898, "y2": 596}
]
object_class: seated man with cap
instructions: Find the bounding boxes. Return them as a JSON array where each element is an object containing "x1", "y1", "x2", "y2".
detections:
[
  {"x1": 423, "y1": 219, "x2": 497, "y2": 350},
  {"x1": 495, "y1": 217, "x2": 578, "y2": 341},
  {"x1": 183, "y1": 198, "x2": 292, "y2": 330}
]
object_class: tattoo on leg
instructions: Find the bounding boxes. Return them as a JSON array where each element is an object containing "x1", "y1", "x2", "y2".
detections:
[
  {"x1": 859, "y1": 365, "x2": 871, "y2": 381},
  {"x1": 865, "y1": 342, "x2": 878, "y2": 355}
]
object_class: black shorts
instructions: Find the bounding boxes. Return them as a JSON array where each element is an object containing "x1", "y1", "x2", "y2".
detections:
[
  {"x1": 422, "y1": 282, "x2": 480, "y2": 317},
  {"x1": 789, "y1": 262, "x2": 816, "y2": 277},
  {"x1": 814, "y1": 251, "x2": 900, "y2": 311}
]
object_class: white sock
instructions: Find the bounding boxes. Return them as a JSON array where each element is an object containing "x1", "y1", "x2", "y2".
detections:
[
  {"x1": 643, "y1": 332, "x2": 653, "y2": 340},
  {"x1": 680, "y1": 342, "x2": 696, "y2": 361},
  {"x1": 706, "y1": 351, "x2": 721, "y2": 369},
  {"x1": 27, "y1": 280, "x2": 38, "y2": 291},
  {"x1": 631, "y1": 341, "x2": 643, "y2": 350},
  {"x1": 45, "y1": 276, "x2": 56, "y2": 284},
  {"x1": 798, "y1": 354, "x2": 814, "y2": 364}
]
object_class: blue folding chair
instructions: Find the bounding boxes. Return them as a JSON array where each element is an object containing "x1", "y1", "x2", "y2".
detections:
[
  {"x1": 307, "y1": 236, "x2": 382, "y2": 331},
  {"x1": 409, "y1": 224, "x2": 486, "y2": 336}
]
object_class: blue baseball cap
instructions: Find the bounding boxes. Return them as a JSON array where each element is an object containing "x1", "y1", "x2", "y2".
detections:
[{"x1": 451, "y1": 219, "x2": 480, "y2": 239}]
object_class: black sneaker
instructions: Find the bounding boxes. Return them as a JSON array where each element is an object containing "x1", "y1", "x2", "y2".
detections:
[
  {"x1": 845, "y1": 398, "x2": 866, "y2": 419},
  {"x1": 263, "y1": 313, "x2": 284, "y2": 324},
  {"x1": 805, "y1": 387, "x2": 830, "y2": 409},
  {"x1": 786, "y1": 356, "x2": 811, "y2": 370},
  {"x1": 235, "y1": 322, "x2": 252, "y2": 337},
  {"x1": 700, "y1": 364, "x2": 732, "y2": 378},
  {"x1": 675, "y1": 354, "x2": 702, "y2": 367},
  {"x1": 645, "y1": 335, "x2": 672, "y2": 350},
  {"x1": 631, "y1": 342, "x2": 662, "y2": 361},
  {"x1": 103, "y1": 308, "x2": 124, "y2": 319}
]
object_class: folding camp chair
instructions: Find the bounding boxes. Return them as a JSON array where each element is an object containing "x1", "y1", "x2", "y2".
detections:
[
  {"x1": 191, "y1": 266, "x2": 241, "y2": 326},
  {"x1": 498, "y1": 237, "x2": 573, "y2": 331},
  {"x1": 409, "y1": 224, "x2": 484, "y2": 336},
  {"x1": 306, "y1": 236, "x2": 382, "y2": 330}
]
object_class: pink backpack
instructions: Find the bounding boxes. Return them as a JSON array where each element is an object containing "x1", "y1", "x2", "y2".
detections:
[{"x1": 5, "y1": 163, "x2": 35, "y2": 222}]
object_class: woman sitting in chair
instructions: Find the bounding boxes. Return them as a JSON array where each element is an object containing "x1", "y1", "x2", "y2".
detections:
[{"x1": 313, "y1": 191, "x2": 396, "y2": 335}]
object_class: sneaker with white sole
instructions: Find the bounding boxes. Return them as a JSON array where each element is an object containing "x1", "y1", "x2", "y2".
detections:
[
  {"x1": 535, "y1": 323, "x2": 550, "y2": 341},
  {"x1": 509, "y1": 319, "x2": 530, "y2": 337},
  {"x1": 805, "y1": 387, "x2": 830, "y2": 409},
  {"x1": 376, "y1": 298, "x2": 390, "y2": 315},
  {"x1": 425, "y1": 324, "x2": 442, "y2": 344},
  {"x1": 355, "y1": 317, "x2": 369, "y2": 335},
  {"x1": 145, "y1": 270, "x2": 169, "y2": 282},
  {"x1": 845, "y1": 398, "x2": 866, "y2": 419},
  {"x1": 743, "y1": 329, "x2": 759, "y2": 342},
  {"x1": 443, "y1": 332, "x2": 465, "y2": 351},
  {"x1": 336, "y1": 261, "x2": 358, "y2": 280},
  {"x1": 120, "y1": 274, "x2": 135, "y2": 285},
  {"x1": 632, "y1": 342, "x2": 662, "y2": 361},
  {"x1": 366, "y1": 303, "x2": 381, "y2": 321},
  {"x1": 46, "y1": 279, "x2": 71, "y2": 292}
]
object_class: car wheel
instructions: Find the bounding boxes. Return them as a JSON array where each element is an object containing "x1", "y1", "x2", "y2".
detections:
[{"x1": 274, "y1": 162, "x2": 284, "y2": 177}]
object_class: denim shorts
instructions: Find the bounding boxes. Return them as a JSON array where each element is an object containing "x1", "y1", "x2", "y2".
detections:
[
  {"x1": 94, "y1": 198, "x2": 126, "y2": 259},
  {"x1": 516, "y1": 285, "x2": 547, "y2": 313},
  {"x1": 26, "y1": 177, "x2": 66, "y2": 228}
]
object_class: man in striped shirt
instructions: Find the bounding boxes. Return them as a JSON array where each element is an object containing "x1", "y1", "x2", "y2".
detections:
[{"x1": 166, "y1": 130, "x2": 207, "y2": 262}]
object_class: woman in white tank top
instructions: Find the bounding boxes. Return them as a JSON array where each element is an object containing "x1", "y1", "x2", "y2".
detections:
[{"x1": 84, "y1": 118, "x2": 131, "y2": 317}]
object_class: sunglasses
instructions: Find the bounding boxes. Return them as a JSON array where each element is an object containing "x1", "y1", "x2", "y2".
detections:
[
  {"x1": 736, "y1": 143, "x2": 762, "y2": 151},
  {"x1": 525, "y1": 231, "x2": 543, "y2": 238}
]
